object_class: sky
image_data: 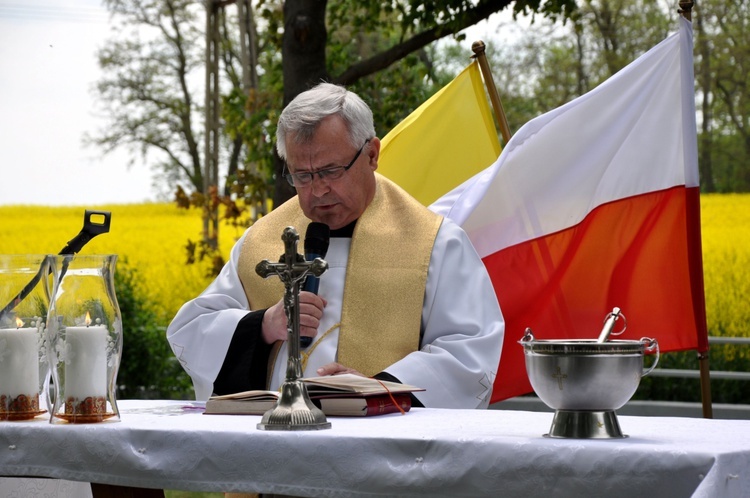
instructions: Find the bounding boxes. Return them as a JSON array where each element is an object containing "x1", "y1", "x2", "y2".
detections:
[
  {"x1": 0, "y1": 1, "x2": 164, "y2": 206},
  {"x1": 0, "y1": 1, "x2": 515, "y2": 207}
]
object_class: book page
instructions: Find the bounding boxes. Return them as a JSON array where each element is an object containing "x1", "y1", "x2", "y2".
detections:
[
  {"x1": 209, "y1": 390, "x2": 279, "y2": 401},
  {"x1": 301, "y1": 374, "x2": 424, "y2": 396}
]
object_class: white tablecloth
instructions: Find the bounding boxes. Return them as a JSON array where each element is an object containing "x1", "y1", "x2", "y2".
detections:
[{"x1": 1, "y1": 400, "x2": 748, "y2": 497}]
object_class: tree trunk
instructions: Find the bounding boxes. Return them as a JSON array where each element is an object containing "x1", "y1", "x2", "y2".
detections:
[
  {"x1": 274, "y1": 0, "x2": 330, "y2": 208},
  {"x1": 204, "y1": 0, "x2": 221, "y2": 250},
  {"x1": 695, "y1": 5, "x2": 715, "y2": 192}
]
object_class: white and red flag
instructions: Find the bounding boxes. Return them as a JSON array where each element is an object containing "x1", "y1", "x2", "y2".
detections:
[{"x1": 430, "y1": 17, "x2": 708, "y2": 402}]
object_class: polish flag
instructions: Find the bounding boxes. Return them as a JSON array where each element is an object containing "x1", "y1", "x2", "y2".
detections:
[{"x1": 430, "y1": 17, "x2": 708, "y2": 402}]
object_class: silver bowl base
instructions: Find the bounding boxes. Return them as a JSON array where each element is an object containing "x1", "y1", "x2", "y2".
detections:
[{"x1": 545, "y1": 410, "x2": 627, "y2": 439}]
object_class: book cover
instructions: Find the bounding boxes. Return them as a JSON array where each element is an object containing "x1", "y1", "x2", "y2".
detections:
[
  {"x1": 316, "y1": 393, "x2": 412, "y2": 417},
  {"x1": 204, "y1": 374, "x2": 422, "y2": 417},
  {"x1": 204, "y1": 392, "x2": 413, "y2": 417}
]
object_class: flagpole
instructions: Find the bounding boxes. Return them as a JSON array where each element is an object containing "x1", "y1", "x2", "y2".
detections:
[
  {"x1": 678, "y1": 0, "x2": 693, "y2": 21},
  {"x1": 678, "y1": 0, "x2": 713, "y2": 420},
  {"x1": 471, "y1": 41, "x2": 512, "y2": 145}
]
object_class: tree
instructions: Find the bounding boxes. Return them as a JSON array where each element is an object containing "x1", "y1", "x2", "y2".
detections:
[
  {"x1": 90, "y1": 0, "x2": 578, "y2": 255},
  {"x1": 444, "y1": 0, "x2": 750, "y2": 193},
  {"x1": 89, "y1": 0, "x2": 249, "y2": 258},
  {"x1": 694, "y1": 1, "x2": 716, "y2": 192},
  {"x1": 433, "y1": 0, "x2": 675, "y2": 133},
  {"x1": 695, "y1": 0, "x2": 750, "y2": 192},
  {"x1": 272, "y1": 0, "x2": 576, "y2": 205},
  {"x1": 91, "y1": 0, "x2": 208, "y2": 196}
]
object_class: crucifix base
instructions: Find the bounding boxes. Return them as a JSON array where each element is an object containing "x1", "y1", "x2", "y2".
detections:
[{"x1": 257, "y1": 380, "x2": 331, "y2": 431}]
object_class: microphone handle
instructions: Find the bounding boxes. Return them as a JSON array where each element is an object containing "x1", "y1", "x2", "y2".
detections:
[
  {"x1": 302, "y1": 275, "x2": 320, "y2": 294},
  {"x1": 300, "y1": 255, "x2": 322, "y2": 348}
]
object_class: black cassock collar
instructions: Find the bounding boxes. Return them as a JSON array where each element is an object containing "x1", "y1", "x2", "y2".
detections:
[{"x1": 330, "y1": 219, "x2": 357, "y2": 238}]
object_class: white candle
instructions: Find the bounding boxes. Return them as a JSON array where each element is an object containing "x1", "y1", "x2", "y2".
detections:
[
  {"x1": 64, "y1": 326, "x2": 108, "y2": 401},
  {"x1": 0, "y1": 328, "x2": 39, "y2": 400}
]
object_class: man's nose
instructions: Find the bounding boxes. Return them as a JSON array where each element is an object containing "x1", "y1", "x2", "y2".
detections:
[{"x1": 310, "y1": 174, "x2": 331, "y2": 196}]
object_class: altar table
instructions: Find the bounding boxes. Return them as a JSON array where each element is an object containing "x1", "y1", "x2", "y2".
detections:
[{"x1": 1, "y1": 400, "x2": 749, "y2": 497}]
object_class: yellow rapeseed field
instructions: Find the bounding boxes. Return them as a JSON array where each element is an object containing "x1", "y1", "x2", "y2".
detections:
[
  {"x1": 0, "y1": 194, "x2": 747, "y2": 339},
  {"x1": 699, "y1": 194, "x2": 750, "y2": 341}
]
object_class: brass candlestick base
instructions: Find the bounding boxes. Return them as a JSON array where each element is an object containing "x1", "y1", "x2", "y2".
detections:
[{"x1": 255, "y1": 226, "x2": 330, "y2": 431}]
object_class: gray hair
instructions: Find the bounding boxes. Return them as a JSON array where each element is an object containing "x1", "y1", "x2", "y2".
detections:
[{"x1": 276, "y1": 82, "x2": 376, "y2": 160}]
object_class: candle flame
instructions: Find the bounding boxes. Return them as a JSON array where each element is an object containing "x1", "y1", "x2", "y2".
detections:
[
  {"x1": 15, "y1": 317, "x2": 24, "y2": 328},
  {"x1": 85, "y1": 311, "x2": 92, "y2": 327}
]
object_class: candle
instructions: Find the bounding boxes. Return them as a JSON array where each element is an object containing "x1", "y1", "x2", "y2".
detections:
[
  {"x1": 0, "y1": 323, "x2": 40, "y2": 407},
  {"x1": 64, "y1": 324, "x2": 108, "y2": 402}
]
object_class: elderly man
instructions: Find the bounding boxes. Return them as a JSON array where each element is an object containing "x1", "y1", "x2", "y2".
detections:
[{"x1": 167, "y1": 82, "x2": 504, "y2": 409}]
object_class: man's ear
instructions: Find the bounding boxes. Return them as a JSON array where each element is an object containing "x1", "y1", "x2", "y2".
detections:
[{"x1": 368, "y1": 137, "x2": 381, "y2": 171}]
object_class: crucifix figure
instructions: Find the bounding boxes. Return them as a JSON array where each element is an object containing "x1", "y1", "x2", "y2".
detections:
[{"x1": 255, "y1": 226, "x2": 331, "y2": 430}]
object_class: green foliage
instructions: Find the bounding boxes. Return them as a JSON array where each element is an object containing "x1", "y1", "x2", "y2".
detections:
[
  {"x1": 437, "y1": 0, "x2": 750, "y2": 191},
  {"x1": 697, "y1": 0, "x2": 750, "y2": 192},
  {"x1": 115, "y1": 259, "x2": 193, "y2": 399},
  {"x1": 97, "y1": 0, "x2": 582, "y2": 218},
  {"x1": 325, "y1": 0, "x2": 578, "y2": 37},
  {"x1": 341, "y1": 4, "x2": 457, "y2": 120},
  {"x1": 634, "y1": 345, "x2": 750, "y2": 405},
  {"x1": 708, "y1": 133, "x2": 750, "y2": 192}
]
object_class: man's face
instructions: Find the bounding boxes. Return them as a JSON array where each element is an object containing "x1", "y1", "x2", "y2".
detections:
[{"x1": 285, "y1": 115, "x2": 379, "y2": 230}]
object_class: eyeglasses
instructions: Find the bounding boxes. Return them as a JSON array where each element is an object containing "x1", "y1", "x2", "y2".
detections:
[{"x1": 284, "y1": 139, "x2": 370, "y2": 187}]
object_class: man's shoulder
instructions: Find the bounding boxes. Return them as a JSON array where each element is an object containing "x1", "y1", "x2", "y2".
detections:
[
  {"x1": 252, "y1": 196, "x2": 302, "y2": 226},
  {"x1": 374, "y1": 173, "x2": 442, "y2": 221},
  {"x1": 243, "y1": 196, "x2": 309, "y2": 242},
  {"x1": 434, "y1": 215, "x2": 470, "y2": 244}
]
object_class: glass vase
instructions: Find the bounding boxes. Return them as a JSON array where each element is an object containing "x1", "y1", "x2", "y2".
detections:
[
  {"x1": 0, "y1": 254, "x2": 55, "y2": 421},
  {"x1": 47, "y1": 254, "x2": 122, "y2": 423}
]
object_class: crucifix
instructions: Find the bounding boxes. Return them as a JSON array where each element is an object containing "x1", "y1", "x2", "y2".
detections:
[{"x1": 255, "y1": 225, "x2": 331, "y2": 430}]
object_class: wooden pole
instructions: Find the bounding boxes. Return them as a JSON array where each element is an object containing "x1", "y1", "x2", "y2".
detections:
[
  {"x1": 471, "y1": 40, "x2": 512, "y2": 145},
  {"x1": 678, "y1": 0, "x2": 694, "y2": 21},
  {"x1": 677, "y1": 0, "x2": 713, "y2": 419},
  {"x1": 698, "y1": 351, "x2": 713, "y2": 418}
]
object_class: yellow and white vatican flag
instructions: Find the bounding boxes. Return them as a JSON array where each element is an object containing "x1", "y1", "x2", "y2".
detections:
[{"x1": 378, "y1": 61, "x2": 501, "y2": 206}]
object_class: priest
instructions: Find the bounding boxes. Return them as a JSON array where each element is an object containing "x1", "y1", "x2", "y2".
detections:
[{"x1": 167, "y1": 82, "x2": 504, "y2": 409}]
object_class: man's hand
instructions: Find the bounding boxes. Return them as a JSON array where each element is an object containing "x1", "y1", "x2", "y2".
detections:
[
  {"x1": 316, "y1": 362, "x2": 366, "y2": 377},
  {"x1": 261, "y1": 291, "x2": 326, "y2": 344}
]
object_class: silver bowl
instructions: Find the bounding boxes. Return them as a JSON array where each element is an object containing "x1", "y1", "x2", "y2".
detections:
[{"x1": 520, "y1": 329, "x2": 658, "y2": 438}]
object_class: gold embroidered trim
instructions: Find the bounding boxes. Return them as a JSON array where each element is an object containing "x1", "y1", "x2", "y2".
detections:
[
  {"x1": 301, "y1": 322, "x2": 341, "y2": 372},
  {"x1": 337, "y1": 176, "x2": 442, "y2": 376}
]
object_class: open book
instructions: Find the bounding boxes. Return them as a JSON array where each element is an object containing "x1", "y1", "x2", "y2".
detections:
[{"x1": 204, "y1": 374, "x2": 424, "y2": 417}]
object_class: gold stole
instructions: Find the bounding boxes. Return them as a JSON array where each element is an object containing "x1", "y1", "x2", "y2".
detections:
[{"x1": 237, "y1": 173, "x2": 443, "y2": 377}]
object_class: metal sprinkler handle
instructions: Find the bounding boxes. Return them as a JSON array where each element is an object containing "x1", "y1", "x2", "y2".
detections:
[
  {"x1": 596, "y1": 307, "x2": 625, "y2": 343},
  {"x1": 0, "y1": 210, "x2": 111, "y2": 322},
  {"x1": 59, "y1": 210, "x2": 112, "y2": 255}
]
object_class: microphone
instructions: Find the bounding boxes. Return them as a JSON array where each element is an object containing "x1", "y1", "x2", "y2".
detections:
[{"x1": 301, "y1": 222, "x2": 330, "y2": 348}]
